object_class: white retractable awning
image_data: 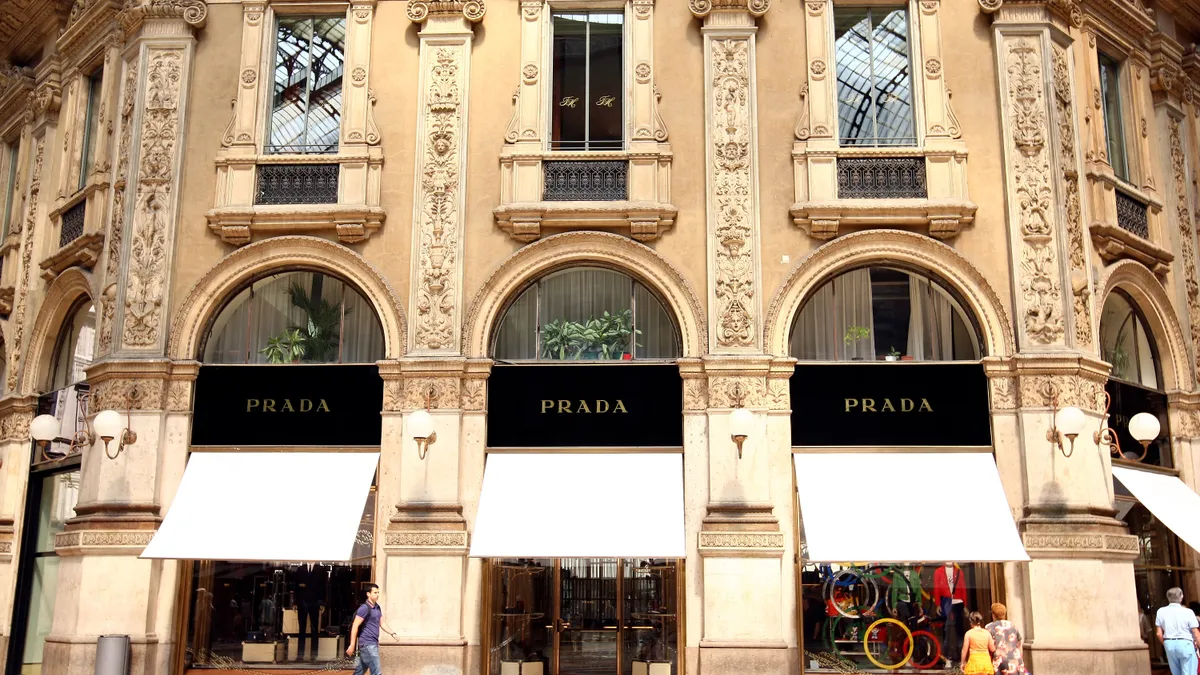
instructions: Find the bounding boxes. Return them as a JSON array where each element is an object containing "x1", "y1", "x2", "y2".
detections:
[
  {"x1": 141, "y1": 452, "x2": 378, "y2": 561},
  {"x1": 1114, "y1": 466, "x2": 1200, "y2": 554},
  {"x1": 794, "y1": 452, "x2": 1029, "y2": 562},
  {"x1": 470, "y1": 453, "x2": 685, "y2": 558}
]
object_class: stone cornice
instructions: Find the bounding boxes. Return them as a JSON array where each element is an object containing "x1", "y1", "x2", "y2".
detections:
[
  {"x1": 0, "y1": 64, "x2": 34, "y2": 131},
  {"x1": 978, "y1": 0, "x2": 1082, "y2": 28},
  {"x1": 688, "y1": 0, "x2": 769, "y2": 19},
  {"x1": 1081, "y1": 0, "x2": 1156, "y2": 47},
  {"x1": 405, "y1": 0, "x2": 484, "y2": 24},
  {"x1": 58, "y1": 0, "x2": 122, "y2": 67},
  {"x1": 116, "y1": 0, "x2": 207, "y2": 36},
  {"x1": 1147, "y1": 32, "x2": 1185, "y2": 98}
]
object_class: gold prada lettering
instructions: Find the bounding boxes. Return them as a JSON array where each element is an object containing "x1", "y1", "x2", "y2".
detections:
[
  {"x1": 244, "y1": 398, "x2": 331, "y2": 413},
  {"x1": 540, "y1": 400, "x2": 629, "y2": 413},
  {"x1": 843, "y1": 397, "x2": 934, "y2": 413}
]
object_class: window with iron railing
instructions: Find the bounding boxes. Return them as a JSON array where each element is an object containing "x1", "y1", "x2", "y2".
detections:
[
  {"x1": 59, "y1": 201, "x2": 86, "y2": 247},
  {"x1": 834, "y1": 5, "x2": 916, "y2": 148},
  {"x1": 255, "y1": 163, "x2": 339, "y2": 205},
  {"x1": 543, "y1": 160, "x2": 627, "y2": 201},
  {"x1": 1115, "y1": 189, "x2": 1149, "y2": 240},
  {"x1": 267, "y1": 16, "x2": 345, "y2": 155},
  {"x1": 836, "y1": 157, "x2": 927, "y2": 199},
  {"x1": 550, "y1": 11, "x2": 624, "y2": 152}
]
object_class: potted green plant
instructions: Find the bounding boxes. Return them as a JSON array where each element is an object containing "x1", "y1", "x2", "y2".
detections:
[
  {"x1": 286, "y1": 281, "x2": 350, "y2": 362},
  {"x1": 885, "y1": 346, "x2": 901, "y2": 362},
  {"x1": 541, "y1": 319, "x2": 580, "y2": 360},
  {"x1": 844, "y1": 325, "x2": 870, "y2": 360},
  {"x1": 260, "y1": 328, "x2": 306, "y2": 364}
]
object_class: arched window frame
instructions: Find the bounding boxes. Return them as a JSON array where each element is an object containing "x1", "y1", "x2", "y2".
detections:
[
  {"x1": 490, "y1": 265, "x2": 682, "y2": 362},
  {"x1": 787, "y1": 264, "x2": 983, "y2": 362},
  {"x1": 1100, "y1": 288, "x2": 1162, "y2": 391}
]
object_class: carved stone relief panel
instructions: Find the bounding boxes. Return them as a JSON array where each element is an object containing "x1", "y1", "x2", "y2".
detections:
[
  {"x1": 1051, "y1": 45, "x2": 1094, "y2": 350},
  {"x1": 98, "y1": 60, "x2": 138, "y2": 357},
  {"x1": 8, "y1": 136, "x2": 43, "y2": 392},
  {"x1": 1169, "y1": 116, "x2": 1200, "y2": 384}
]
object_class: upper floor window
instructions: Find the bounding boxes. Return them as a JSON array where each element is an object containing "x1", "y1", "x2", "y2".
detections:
[
  {"x1": 268, "y1": 16, "x2": 346, "y2": 155},
  {"x1": 50, "y1": 302, "x2": 95, "y2": 391},
  {"x1": 493, "y1": 268, "x2": 680, "y2": 361},
  {"x1": 1098, "y1": 51, "x2": 1129, "y2": 183},
  {"x1": 202, "y1": 271, "x2": 384, "y2": 364},
  {"x1": 78, "y1": 71, "x2": 103, "y2": 191},
  {"x1": 834, "y1": 5, "x2": 916, "y2": 147},
  {"x1": 1100, "y1": 290, "x2": 1158, "y2": 390},
  {"x1": 1, "y1": 139, "x2": 17, "y2": 238},
  {"x1": 551, "y1": 11, "x2": 624, "y2": 151},
  {"x1": 789, "y1": 267, "x2": 981, "y2": 361}
]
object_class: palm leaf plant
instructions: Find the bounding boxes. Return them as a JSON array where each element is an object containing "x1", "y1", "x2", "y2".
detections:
[
  {"x1": 286, "y1": 281, "x2": 352, "y2": 362},
  {"x1": 259, "y1": 328, "x2": 306, "y2": 363}
]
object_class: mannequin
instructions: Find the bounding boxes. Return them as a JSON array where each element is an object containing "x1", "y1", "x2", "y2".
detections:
[
  {"x1": 932, "y1": 562, "x2": 968, "y2": 666},
  {"x1": 294, "y1": 562, "x2": 328, "y2": 661}
]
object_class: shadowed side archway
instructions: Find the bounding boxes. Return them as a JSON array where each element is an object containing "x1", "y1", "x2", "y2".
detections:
[
  {"x1": 19, "y1": 268, "x2": 94, "y2": 395},
  {"x1": 169, "y1": 236, "x2": 407, "y2": 361},
  {"x1": 463, "y1": 232, "x2": 707, "y2": 359},
  {"x1": 1096, "y1": 260, "x2": 1192, "y2": 392},
  {"x1": 765, "y1": 230, "x2": 1015, "y2": 359}
]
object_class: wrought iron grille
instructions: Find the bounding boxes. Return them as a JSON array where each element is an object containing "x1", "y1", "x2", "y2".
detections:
[
  {"x1": 543, "y1": 160, "x2": 628, "y2": 201},
  {"x1": 60, "y1": 200, "x2": 86, "y2": 248},
  {"x1": 836, "y1": 157, "x2": 928, "y2": 199},
  {"x1": 1115, "y1": 189, "x2": 1149, "y2": 239},
  {"x1": 255, "y1": 163, "x2": 339, "y2": 205}
]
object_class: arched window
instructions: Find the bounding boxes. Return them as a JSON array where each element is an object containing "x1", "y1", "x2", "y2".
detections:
[
  {"x1": 1100, "y1": 290, "x2": 1159, "y2": 389},
  {"x1": 788, "y1": 267, "x2": 981, "y2": 361},
  {"x1": 49, "y1": 301, "x2": 95, "y2": 390},
  {"x1": 493, "y1": 267, "x2": 681, "y2": 361},
  {"x1": 201, "y1": 270, "x2": 384, "y2": 364}
]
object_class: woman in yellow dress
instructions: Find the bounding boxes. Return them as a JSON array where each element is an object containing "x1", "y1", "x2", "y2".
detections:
[{"x1": 960, "y1": 611, "x2": 996, "y2": 674}]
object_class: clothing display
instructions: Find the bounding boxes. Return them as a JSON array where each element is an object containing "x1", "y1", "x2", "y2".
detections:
[
  {"x1": 293, "y1": 563, "x2": 328, "y2": 660},
  {"x1": 934, "y1": 564, "x2": 967, "y2": 664}
]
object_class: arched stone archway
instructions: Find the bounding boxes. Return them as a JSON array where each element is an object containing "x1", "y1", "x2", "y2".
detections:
[
  {"x1": 169, "y1": 236, "x2": 407, "y2": 361},
  {"x1": 1096, "y1": 260, "x2": 1193, "y2": 392},
  {"x1": 19, "y1": 268, "x2": 94, "y2": 395},
  {"x1": 764, "y1": 230, "x2": 1015, "y2": 359},
  {"x1": 462, "y1": 232, "x2": 707, "y2": 359}
]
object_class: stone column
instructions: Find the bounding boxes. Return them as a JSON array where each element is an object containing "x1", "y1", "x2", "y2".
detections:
[
  {"x1": 384, "y1": 4, "x2": 483, "y2": 673},
  {"x1": 0, "y1": 396, "x2": 35, "y2": 669},
  {"x1": 41, "y1": 3, "x2": 205, "y2": 674},
  {"x1": 980, "y1": 2, "x2": 1147, "y2": 674}
]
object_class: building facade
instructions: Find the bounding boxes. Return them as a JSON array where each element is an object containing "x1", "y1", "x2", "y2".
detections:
[{"x1": 0, "y1": 0, "x2": 1198, "y2": 674}]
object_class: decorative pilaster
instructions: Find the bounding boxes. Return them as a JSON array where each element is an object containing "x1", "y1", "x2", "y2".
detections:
[
  {"x1": 692, "y1": 0, "x2": 766, "y2": 353},
  {"x1": 407, "y1": 0, "x2": 482, "y2": 354},
  {"x1": 96, "y1": 58, "x2": 138, "y2": 356}
]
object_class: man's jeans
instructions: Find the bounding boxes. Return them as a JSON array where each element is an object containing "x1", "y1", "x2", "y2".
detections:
[
  {"x1": 1165, "y1": 639, "x2": 1198, "y2": 675},
  {"x1": 354, "y1": 643, "x2": 382, "y2": 675}
]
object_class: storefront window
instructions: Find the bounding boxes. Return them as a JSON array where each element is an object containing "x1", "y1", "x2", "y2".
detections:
[
  {"x1": 184, "y1": 486, "x2": 375, "y2": 669},
  {"x1": 800, "y1": 558, "x2": 994, "y2": 672},
  {"x1": 202, "y1": 271, "x2": 384, "y2": 364},
  {"x1": 551, "y1": 12, "x2": 624, "y2": 151},
  {"x1": 789, "y1": 267, "x2": 980, "y2": 361},
  {"x1": 486, "y1": 558, "x2": 681, "y2": 675},
  {"x1": 493, "y1": 268, "x2": 680, "y2": 361},
  {"x1": 40, "y1": 302, "x2": 94, "y2": 460}
]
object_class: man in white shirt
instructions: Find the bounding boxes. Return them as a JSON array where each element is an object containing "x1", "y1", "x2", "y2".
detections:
[{"x1": 1156, "y1": 587, "x2": 1200, "y2": 675}]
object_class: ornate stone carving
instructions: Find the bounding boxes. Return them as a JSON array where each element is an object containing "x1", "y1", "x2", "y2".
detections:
[
  {"x1": 402, "y1": 378, "x2": 460, "y2": 410},
  {"x1": 384, "y1": 531, "x2": 468, "y2": 547},
  {"x1": 166, "y1": 379, "x2": 191, "y2": 411},
  {"x1": 0, "y1": 410, "x2": 32, "y2": 442},
  {"x1": 708, "y1": 376, "x2": 767, "y2": 408},
  {"x1": 406, "y1": 0, "x2": 486, "y2": 23},
  {"x1": 683, "y1": 378, "x2": 709, "y2": 411},
  {"x1": 522, "y1": 63, "x2": 538, "y2": 84},
  {"x1": 123, "y1": 51, "x2": 184, "y2": 349},
  {"x1": 925, "y1": 58, "x2": 942, "y2": 77},
  {"x1": 635, "y1": 62, "x2": 651, "y2": 84},
  {"x1": 55, "y1": 530, "x2": 155, "y2": 550},
  {"x1": 1007, "y1": 40, "x2": 1064, "y2": 345},
  {"x1": 412, "y1": 47, "x2": 467, "y2": 352},
  {"x1": 794, "y1": 82, "x2": 810, "y2": 140},
  {"x1": 8, "y1": 137, "x2": 43, "y2": 392},
  {"x1": 1052, "y1": 46, "x2": 1092, "y2": 348},
  {"x1": 1018, "y1": 374, "x2": 1105, "y2": 411},
  {"x1": 117, "y1": 0, "x2": 208, "y2": 34},
  {"x1": 698, "y1": 532, "x2": 784, "y2": 548},
  {"x1": 1169, "y1": 117, "x2": 1200, "y2": 384},
  {"x1": 91, "y1": 377, "x2": 165, "y2": 411},
  {"x1": 460, "y1": 378, "x2": 485, "y2": 411},
  {"x1": 99, "y1": 63, "x2": 139, "y2": 356},
  {"x1": 989, "y1": 377, "x2": 1017, "y2": 410},
  {"x1": 710, "y1": 39, "x2": 757, "y2": 349},
  {"x1": 944, "y1": 87, "x2": 963, "y2": 140}
]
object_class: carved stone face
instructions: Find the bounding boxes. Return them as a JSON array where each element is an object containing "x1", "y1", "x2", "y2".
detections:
[{"x1": 433, "y1": 137, "x2": 451, "y2": 155}]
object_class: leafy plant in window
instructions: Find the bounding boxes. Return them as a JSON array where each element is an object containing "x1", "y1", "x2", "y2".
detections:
[
  {"x1": 539, "y1": 310, "x2": 642, "y2": 360},
  {"x1": 260, "y1": 328, "x2": 306, "y2": 364},
  {"x1": 886, "y1": 346, "x2": 901, "y2": 362},
  {"x1": 286, "y1": 281, "x2": 350, "y2": 362}
]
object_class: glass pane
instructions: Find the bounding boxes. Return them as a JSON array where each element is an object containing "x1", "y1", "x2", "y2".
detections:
[
  {"x1": 623, "y1": 559, "x2": 678, "y2": 675},
  {"x1": 1122, "y1": 502, "x2": 1180, "y2": 667},
  {"x1": 80, "y1": 73, "x2": 104, "y2": 189},
  {"x1": 1100, "y1": 292, "x2": 1142, "y2": 384},
  {"x1": 495, "y1": 287, "x2": 538, "y2": 360},
  {"x1": 552, "y1": 13, "x2": 589, "y2": 149},
  {"x1": 800, "y1": 557, "x2": 991, "y2": 673},
  {"x1": 1135, "y1": 321, "x2": 1158, "y2": 390},
  {"x1": 20, "y1": 471, "x2": 81, "y2": 673},
  {"x1": 50, "y1": 303, "x2": 95, "y2": 390},
  {"x1": 633, "y1": 285, "x2": 680, "y2": 359},
  {"x1": 270, "y1": 17, "x2": 314, "y2": 152},
  {"x1": 588, "y1": 13, "x2": 624, "y2": 150},
  {"x1": 305, "y1": 17, "x2": 345, "y2": 152},
  {"x1": 539, "y1": 269, "x2": 633, "y2": 360},
  {"x1": 559, "y1": 558, "x2": 617, "y2": 675},
  {"x1": 487, "y1": 559, "x2": 553, "y2": 675},
  {"x1": 835, "y1": 7, "x2": 875, "y2": 146},
  {"x1": 3, "y1": 141, "x2": 17, "y2": 238},
  {"x1": 1099, "y1": 53, "x2": 1128, "y2": 181},
  {"x1": 201, "y1": 271, "x2": 385, "y2": 364},
  {"x1": 870, "y1": 9, "x2": 914, "y2": 145},
  {"x1": 35, "y1": 473, "x2": 79, "y2": 554}
]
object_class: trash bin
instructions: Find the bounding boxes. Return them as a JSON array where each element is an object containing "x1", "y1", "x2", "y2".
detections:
[{"x1": 95, "y1": 635, "x2": 130, "y2": 675}]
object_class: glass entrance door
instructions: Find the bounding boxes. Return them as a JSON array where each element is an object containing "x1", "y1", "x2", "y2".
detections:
[{"x1": 486, "y1": 558, "x2": 680, "y2": 675}]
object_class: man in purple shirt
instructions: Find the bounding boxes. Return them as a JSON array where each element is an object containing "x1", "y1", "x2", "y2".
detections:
[{"x1": 346, "y1": 583, "x2": 397, "y2": 675}]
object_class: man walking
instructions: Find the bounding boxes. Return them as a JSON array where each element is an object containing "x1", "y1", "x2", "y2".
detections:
[
  {"x1": 346, "y1": 583, "x2": 398, "y2": 675},
  {"x1": 1156, "y1": 587, "x2": 1200, "y2": 675}
]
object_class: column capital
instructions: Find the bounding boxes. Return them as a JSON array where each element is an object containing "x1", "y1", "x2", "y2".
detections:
[
  {"x1": 406, "y1": 0, "x2": 485, "y2": 26},
  {"x1": 689, "y1": 0, "x2": 769, "y2": 20},
  {"x1": 116, "y1": 0, "x2": 208, "y2": 35}
]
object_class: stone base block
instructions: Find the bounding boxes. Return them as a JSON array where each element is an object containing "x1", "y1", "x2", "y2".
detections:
[
  {"x1": 1027, "y1": 644, "x2": 1148, "y2": 675},
  {"x1": 696, "y1": 646, "x2": 798, "y2": 675},
  {"x1": 381, "y1": 643, "x2": 468, "y2": 675},
  {"x1": 41, "y1": 637, "x2": 161, "y2": 675}
]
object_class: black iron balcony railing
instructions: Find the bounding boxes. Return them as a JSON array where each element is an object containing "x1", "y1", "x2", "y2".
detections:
[
  {"x1": 60, "y1": 200, "x2": 86, "y2": 248},
  {"x1": 255, "y1": 163, "x2": 340, "y2": 205},
  {"x1": 836, "y1": 157, "x2": 928, "y2": 199},
  {"x1": 543, "y1": 160, "x2": 628, "y2": 202},
  {"x1": 1115, "y1": 189, "x2": 1149, "y2": 240}
]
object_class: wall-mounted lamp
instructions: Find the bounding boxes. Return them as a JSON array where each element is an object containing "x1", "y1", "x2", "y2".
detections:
[
  {"x1": 1047, "y1": 399, "x2": 1086, "y2": 458},
  {"x1": 1094, "y1": 392, "x2": 1161, "y2": 462},
  {"x1": 409, "y1": 384, "x2": 438, "y2": 460},
  {"x1": 30, "y1": 408, "x2": 137, "y2": 461},
  {"x1": 728, "y1": 382, "x2": 753, "y2": 460}
]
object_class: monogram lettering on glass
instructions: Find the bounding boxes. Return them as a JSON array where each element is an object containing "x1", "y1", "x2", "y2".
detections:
[
  {"x1": 559, "y1": 96, "x2": 580, "y2": 108},
  {"x1": 595, "y1": 95, "x2": 616, "y2": 107},
  {"x1": 843, "y1": 398, "x2": 933, "y2": 413},
  {"x1": 540, "y1": 399, "x2": 628, "y2": 414},
  {"x1": 246, "y1": 398, "x2": 332, "y2": 413}
]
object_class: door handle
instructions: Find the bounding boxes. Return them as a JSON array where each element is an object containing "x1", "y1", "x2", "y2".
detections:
[{"x1": 555, "y1": 618, "x2": 570, "y2": 633}]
